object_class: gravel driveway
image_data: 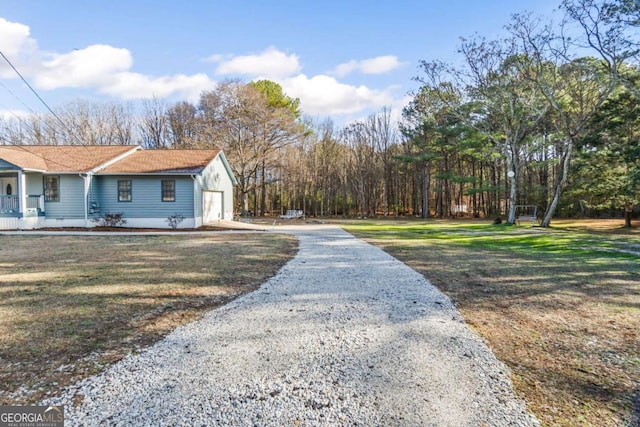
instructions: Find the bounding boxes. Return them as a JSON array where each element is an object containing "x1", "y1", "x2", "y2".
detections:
[{"x1": 47, "y1": 225, "x2": 539, "y2": 426}]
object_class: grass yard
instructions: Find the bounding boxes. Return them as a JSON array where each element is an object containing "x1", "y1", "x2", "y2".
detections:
[
  {"x1": 343, "y1": 219, "x2": 639, "y2": 427},
  {"x1": 0, "y1": 233, "x2": 297, "y2": 405}
]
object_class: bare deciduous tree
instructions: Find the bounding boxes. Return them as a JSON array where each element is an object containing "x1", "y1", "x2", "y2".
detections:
[
  {"x1": 139, "y1": 97, "x2": 170, "y2": 148},
  {"x1": 198, "y1": 81, "x2": 303, "y2": 214}
]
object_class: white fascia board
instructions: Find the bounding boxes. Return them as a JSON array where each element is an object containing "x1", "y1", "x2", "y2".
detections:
[{"x1": 96, "y1": 172, "x2": 199, "y2": 176}]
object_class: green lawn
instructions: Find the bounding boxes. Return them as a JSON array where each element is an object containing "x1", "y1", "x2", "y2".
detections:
[{"x1": 343, "y1": 219, "x2": 639, "y2": 427}]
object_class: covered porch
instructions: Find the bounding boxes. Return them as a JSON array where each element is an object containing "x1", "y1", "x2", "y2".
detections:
[{"x1": 0, "y1": 171, "x2": 46, "y2": 230}]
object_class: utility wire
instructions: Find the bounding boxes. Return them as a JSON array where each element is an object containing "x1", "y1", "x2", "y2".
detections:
[
  {"x1": 0, "y1": 51, "x2": 108, "y2": 172},
  {"x1": 0, "y1": 50, "x2": 67, "y2": 131},
  {"x1": 0, "y1": 80, "x2": 41, "y2": 117},
  {"x1": 0, "y1": 99, "x2": 28, "y2": 123},
  {"x1": 0, "y1": 49, "x2": 88, "y2": 147}
]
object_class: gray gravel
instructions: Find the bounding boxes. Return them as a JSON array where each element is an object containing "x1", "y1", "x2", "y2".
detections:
[{"x1": 45, "y1": 224, "x2": 539, "y2": 426}]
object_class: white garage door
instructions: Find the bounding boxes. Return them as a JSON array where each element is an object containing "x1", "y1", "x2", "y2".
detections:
[{"x1": 203, "y1": 191, "x2": 222, "y2": 223}]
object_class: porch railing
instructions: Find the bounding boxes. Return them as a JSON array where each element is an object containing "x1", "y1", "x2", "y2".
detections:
[
  {"x1": 0, "y1": 195, "x2": 18, "y2": 212},
  {"x1": 27, "y1": 195, "x2": 44, "y2": 211},
  {"x1": 0, "y1": 195, "x2": 45, "y2": 213}
]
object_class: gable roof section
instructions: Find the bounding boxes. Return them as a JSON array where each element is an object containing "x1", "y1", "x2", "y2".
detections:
[
  {"x1": 0, "y1": 145, "x2": 138, "y2": 172},
  {"x1": 99, "y1": 149, "x2": 222, "y2": 174},
  {"x1": 0, "y1": 147, "x2": 47, "y2": 171}
]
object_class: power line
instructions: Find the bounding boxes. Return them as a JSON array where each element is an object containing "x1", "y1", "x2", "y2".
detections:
[
  {"x1": 0, "y1": 50, "x2": 66, "y2": 128},
  {"x1": 0, "y1": 51, "x2": 106, "y2": 171},
  {"x1": 0, "y1": 100, "x2": 28, "y2": 123},
  {"x1": 0, "y1": 80, "x2": 41, "y2": 117},
  {"x1": 0, "y1": 49, "x2": 87, "y2": 147}
]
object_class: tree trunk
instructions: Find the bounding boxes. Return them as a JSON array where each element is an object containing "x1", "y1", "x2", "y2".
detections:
[
  {"x1": 491, "y1": 162, "x2": 498, "y2": 217},
  {"x1": 260, "y1": 161, "x2": 266, "y2": 216},
  {"x1": 422, "y1": 161, "x2": 430, "y2": 218},
  {"x1": 541, "y1": 140, "x2": 549, "y2": 213},
  {"x1": 472, "y1": 159, "x2": 478, "y2": 218},
  {"x1": 506, "y1": 143, "x2": 518, "y2": 225},
  {"x1": 341, "y1": 180, "x2": 348, "y2": 217},
  {"x1": 624, "y1": 201, "x2": 633, "y2": 228},
  {"x1": 507, "y1": 174, "x2": 517, "y2": 224},
  {"x1": 358, "y1": 176, "x2": 365, "y2": 217},
  {"x1": 541, "y1": 140, "x2": 573, "y2": 227},
  {"x1": 253, "y1": 185, "x2": 258, "y2": 218},
  {"x1": 242, "y1": 192, "x2": 250, "y2": 215}
]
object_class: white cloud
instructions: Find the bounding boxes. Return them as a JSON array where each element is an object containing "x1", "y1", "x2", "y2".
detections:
[
  {"x1": 103, "y1": 72, "x2": 216, "y2": 102},
  {"x1": 204, "y1": 53, "x2": 227, "y2": 63},
  {"x1": 360, "y1": 56, "x2": 405, "y2": 74},
  {"x1": 210, "y1": 49, "x2": 405, "y2": 116},
  {"x1": 279, "y1": 74, "x2": 396, "y2": 116},
  {"x1": 36, "y1": 45, "x2": 132, "y2": 89},
  {"x1": 0, "y1": 17, "x2": 40, "y2": 78},
  {"x1": 332, "y1": 60, "x2": 358, "y2": 78},
  {"x1": 332, "y1": 55, "x2": 405, "y2": 77},
  {"x1": 0, "y1": 17, "x2": 216, "y2": 102},
  {"x1": 0, "y1": 17, "x2": 35, "y2": 56},
  {"x1": 212, "y1": 46, "x2": 301, "y2": 79},
  {"x1": 0, "y1": 18, "x2": 409, "y2": 119},
  {"x1": 0, "y1": 109, "x2": 31, "y2": 121}
]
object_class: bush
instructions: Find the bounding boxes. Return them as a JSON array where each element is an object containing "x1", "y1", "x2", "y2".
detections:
[
  {"x1": 91, "y1": 212, "x2": 127, "y2": 227},
  {"x1": 166, "y1": 213, "x2": 185, "y2": 230}
]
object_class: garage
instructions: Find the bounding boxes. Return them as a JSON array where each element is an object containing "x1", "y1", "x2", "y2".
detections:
[{"x1": 203, "y1": 191, "x2": 223, "y2": 223}]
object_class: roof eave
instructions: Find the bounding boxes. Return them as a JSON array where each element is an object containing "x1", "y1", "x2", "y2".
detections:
[{"x1": 96, "y1": 171, "x2": 203, "y2": 176}]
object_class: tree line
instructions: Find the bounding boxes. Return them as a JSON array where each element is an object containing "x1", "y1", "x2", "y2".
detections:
[{"x1": 1, "y1": 0, "x2": 638, "y2": 226}]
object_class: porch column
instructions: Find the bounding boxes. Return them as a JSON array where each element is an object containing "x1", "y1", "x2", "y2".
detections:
[
  {"x1": 17, "y1": 170, "x2": 27, "y2": 229},
  {"x1": 82, "y1": 173, "x2": 93, "y2": 227},
  {"x1": 17, "y1": 170, "x2": 26, "y2": 215}
]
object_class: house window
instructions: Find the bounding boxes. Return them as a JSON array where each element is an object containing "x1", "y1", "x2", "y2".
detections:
[
  {"x1": 161, "y1": 180, "x2": 175, "y2": 202},
  {"x1": 44, "y1": 176, "x2": 59, "y2": 202},
  {"x1": 118, "y1": 180, "x2": 132, "y2": 202}
]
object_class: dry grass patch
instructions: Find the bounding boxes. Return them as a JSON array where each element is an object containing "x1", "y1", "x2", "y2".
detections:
[
  {"x1": 345, "y1": 219, "x2": 639, "y2": 427},
  {"x1": 0, "y1": 233, "x2": 297, "y2": 405}
]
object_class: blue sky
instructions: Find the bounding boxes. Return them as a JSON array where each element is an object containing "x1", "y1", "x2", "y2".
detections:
[{"x1": 1, "y1": 0, "x2": 561, "y2": 125}]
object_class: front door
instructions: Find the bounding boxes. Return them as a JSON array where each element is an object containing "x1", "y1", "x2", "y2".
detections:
[{"x1": 0, "y1": 177, "x2": 17, "y2": 195}]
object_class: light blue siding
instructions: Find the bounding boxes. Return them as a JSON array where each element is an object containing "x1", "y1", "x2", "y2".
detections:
[
  {"x1": 44, "y1": 174, "x2": 85, "y2": 218},
  {"x1": 25, "y1": 173, "x2": 43, "y2": 195},
  {"x1": 93, "y1": 176, "x2": 195, "y2": 219}
]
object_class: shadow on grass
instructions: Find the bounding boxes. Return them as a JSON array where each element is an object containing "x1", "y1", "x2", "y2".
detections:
[
  {"x1": 347, "y1": 224, "x2": 640, "y2": 427},
  {"x1": 0, "y1": 233, "x2": 298, "y2": 405}
]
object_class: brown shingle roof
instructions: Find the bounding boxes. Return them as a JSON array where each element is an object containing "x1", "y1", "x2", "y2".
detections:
[
  {"x1": 0, "y1": 145, "x2": 138, "y2": 172},
  {"x1": 99, "y1": 149, "x2": 221, "y2": 174}
]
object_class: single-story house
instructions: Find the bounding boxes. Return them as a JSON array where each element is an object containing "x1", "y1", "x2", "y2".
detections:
[{"x1": 0, "y1": 145, "x2": 237, "y2": 229}]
